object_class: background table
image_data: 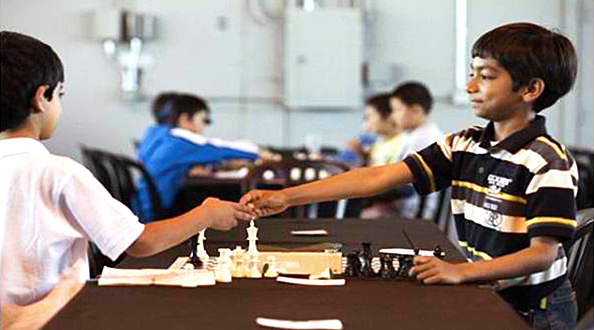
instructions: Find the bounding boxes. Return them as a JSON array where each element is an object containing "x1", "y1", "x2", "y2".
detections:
[{"x1": 44, "y1": 218, "x2": 531, "y2": 330}]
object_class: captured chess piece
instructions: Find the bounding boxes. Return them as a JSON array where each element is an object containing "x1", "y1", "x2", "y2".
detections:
[
  {"x1": 231, "y1": 246, "x2": 246, "y2": 278},
  {"x1": 215, "y1": 248, "x2": 233, "y2": 283},
  {"x1": 345, "y1": 252, "x2": 361, "y2": 277},
  {"x1": 397, "y1": 255, "x2": 414, "y2": 278}
]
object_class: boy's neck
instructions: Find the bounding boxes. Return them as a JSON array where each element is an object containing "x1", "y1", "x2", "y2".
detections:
[
  {"x1": 492, "y1": 110, "x2": 536, "y2": 141},
  {"x1": 0, "y1": 121, "x2": 42, "y2": 141}
]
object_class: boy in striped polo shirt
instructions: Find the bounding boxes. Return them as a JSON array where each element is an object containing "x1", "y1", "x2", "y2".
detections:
[{"x1": 241, "y1": 22, "x2": 579, "y2": 329}]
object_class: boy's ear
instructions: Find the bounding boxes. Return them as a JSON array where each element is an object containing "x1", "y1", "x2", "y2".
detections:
[
  {"x1": 521, "y1": 78, "x2": 545, "y2": 103},
  {"x1": 31, "y1": 85, "x2": 48, "y2": 113}
]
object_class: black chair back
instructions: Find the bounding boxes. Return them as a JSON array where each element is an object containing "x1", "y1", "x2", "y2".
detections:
[
  {"x1": 569, "y1": 148, "x2": 594, "y2": 210},
  {"x1": 564, "y1": 208, "x2": 594, "y2": 320}
]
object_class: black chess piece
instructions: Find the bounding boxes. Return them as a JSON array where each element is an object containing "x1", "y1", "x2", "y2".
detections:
[
  {"x1": 188, "y1": 235, "x2": 203, "y2": 268},
  {"x1": 379, "y1": 253, "x2": 396, "y2": 279},
  {"x1": 433, "y1": 245, "x2": 446, "y2": 258},
  {"x1": 345, "y1": 252, "x2": 361, "y2": 277},
  {"x1": 397, "y1": 255, "x2": 414, "y2": 278},
  {"x1": 359, "y1": 242, "x2": 375, "y2": 277}
]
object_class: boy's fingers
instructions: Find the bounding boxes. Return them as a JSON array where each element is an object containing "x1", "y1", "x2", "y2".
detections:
[{"x1": 413, "y1": 256, "x2": 431, "y2": 265}]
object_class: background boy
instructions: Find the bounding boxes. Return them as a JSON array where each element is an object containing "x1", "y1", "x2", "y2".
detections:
[
  {"x1": 0, "y1": 31, "x2": 252, "y2": 306},
  {"x1": 390, "y1": 81, "x2": 443, "y2": 219},
  {"x1": 241, "y1": 22, "x2": 579, "y2": 329},
  {"x1": 136, "y1": 92, "x2": 276, "y2": 221}
]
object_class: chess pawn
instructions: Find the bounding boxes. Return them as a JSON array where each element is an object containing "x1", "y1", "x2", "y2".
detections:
[
  {"x1": 263, "y1": 256, "x2": 278, "y2": 278},
  {"x1": 197, "y1": 229, "x2": 209, "y2": 261},
  {"x1": 232, "y1": 246, "x2": 245, "y2": 278},
  {"x1": 345, "y1": 252, "x2": 361, "y2": 277},
  {"x1": 188, "y1": 236, "x2": 203, "y2": 269},
  {"x1": 216, "y1": 248, "x2": 232, "y2": 283},
  {"x1": 246, "y1": 253, "x2": 262, "y2": 278}
]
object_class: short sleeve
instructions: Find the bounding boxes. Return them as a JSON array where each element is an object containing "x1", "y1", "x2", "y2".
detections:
[
  {"x1": 403, "y1": 133, "x2": 454, "y2": 195},
  {"x1": 524, "y1": 158, "x2": 578, "y2": 241},
  {"x1": 59, "y1": 165, "x2": 145, "y2": 261}
]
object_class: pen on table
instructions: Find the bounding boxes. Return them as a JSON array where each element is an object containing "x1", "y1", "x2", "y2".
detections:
[{"x1": 402, "y1": 229, "x2": 419, "y2": 256}]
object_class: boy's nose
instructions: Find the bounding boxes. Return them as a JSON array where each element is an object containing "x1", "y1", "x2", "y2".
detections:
[{"x1": 465, "y1": 79, "x2": 478, "y2": 93}]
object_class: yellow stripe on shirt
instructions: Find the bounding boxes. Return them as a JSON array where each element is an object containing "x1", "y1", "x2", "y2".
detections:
[
  {"x1": 526, "y1": 217, "x2": 577, "y2": 227},
  {"x1": 536, "y1": 137, "x2": 567, "y2": 160},
  {"x1": 412, "y1": 152, "x2": 436, "y2": 192},
  {"x1": 452, "y1": 180, "x2": 527, "y2": 204}
]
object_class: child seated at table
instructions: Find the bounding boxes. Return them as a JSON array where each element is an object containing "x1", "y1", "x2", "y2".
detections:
[
  {"x1": 0, "y1": 31, "x2": 253, "y2": 308},
  {"x1": 241, "y1": 22, "x2": 579, "y2": 330},
  {"x1": 389, "y1": 81, "x2": 443, "y2": 219},
  {"x1": 136, "y1": 92, "x2": 274, "y2": 221},
  {"x1": 357, "y1": 93, "x2": 409, "y2": 219}
]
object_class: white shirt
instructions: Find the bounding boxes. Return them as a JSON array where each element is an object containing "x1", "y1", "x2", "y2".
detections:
[{"x1": 0, "y1": 138, "x2": 145, "y2": 304}]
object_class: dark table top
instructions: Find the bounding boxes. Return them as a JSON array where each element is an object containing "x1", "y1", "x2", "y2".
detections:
[{"x1": 44, "y1": 218, "x2": 530, "y2": 330}]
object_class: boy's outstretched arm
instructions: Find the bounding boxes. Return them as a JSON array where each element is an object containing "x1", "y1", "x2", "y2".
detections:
[
  {"x1": 240, "y1": 161, "x2": 414, "y2": 218},
  {"x1": 410, "y1": 236, "x2": 559, "y2": 284},
  {"x1": 126, "y1": 197, "x2": 253, "y2": 257}
]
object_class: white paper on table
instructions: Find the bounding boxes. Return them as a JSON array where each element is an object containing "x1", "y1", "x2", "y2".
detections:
[
  {"x1": 276, "y1": 276, "x2": 345, "y2": 286},
  {"x1": 256, "y1": 317, "x2": 343, "y2": 330},
  {"x1": 98, "y1": 267, "x2": 215, "y2": 287},
  {"x1": 378, "y1": 248, "x2": 434, "y2": 256},
  {"x1": 289, "y1": 229, "x2": 329, "y2": 236}
]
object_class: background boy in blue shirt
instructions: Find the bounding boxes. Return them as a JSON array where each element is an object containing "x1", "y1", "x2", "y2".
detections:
[
  {"x1": 241, "y1": 22, "x2": 579, "y2": 329},
  {"x1": 136, "y1": 93, "x2": 268, "y2": 220}
]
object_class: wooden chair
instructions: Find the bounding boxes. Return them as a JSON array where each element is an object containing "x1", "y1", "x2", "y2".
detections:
[
  {"x1": 242, "y1": 159, "x2": 351, "y2": 219},
  {"x1": 564, "y1": 208, "x2": 594, "y2": 320}
]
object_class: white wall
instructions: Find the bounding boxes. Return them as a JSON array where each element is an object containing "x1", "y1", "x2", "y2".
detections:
[{"x1": 1, "y1": 0, "x2": 592, "y2": 161}]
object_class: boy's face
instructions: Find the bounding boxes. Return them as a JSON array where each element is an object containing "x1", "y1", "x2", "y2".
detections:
[
  {"x1": 363, "y1": 105, "x2": 394, "y2": 135},
  {"x1": 390, "y1": 97, "x2": 418, "y2": 130},
  {"x1": 189, "y1": 110, "x2": 210, "y2": 134},
  {"x1": 466, "y1": 57, "x2": 525, "y2": 122},
  {"x1": 40, "y1": 83, "x2": 64, "y2": 140}
]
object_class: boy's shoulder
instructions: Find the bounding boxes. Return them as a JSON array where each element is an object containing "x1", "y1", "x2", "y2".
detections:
[
  {"x1": 525, "y1": 134, "x2": 573, "y2": 167},
  {"x1": 0, "y1": 139, "x2": 93, "y2": 180}
]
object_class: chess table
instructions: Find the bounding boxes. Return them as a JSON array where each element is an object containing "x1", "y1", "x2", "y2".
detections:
[{"x1": 44, "y1": 218, "x2": 531, "y2": 330}]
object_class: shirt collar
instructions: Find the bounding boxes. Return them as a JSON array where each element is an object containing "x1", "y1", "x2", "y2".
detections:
[
  {"x1": 0, "y1": 138, "x2": 50, "y2": 159},
  {"x1": 479, "y1": 115, "x2": 547, "y2": 153}
]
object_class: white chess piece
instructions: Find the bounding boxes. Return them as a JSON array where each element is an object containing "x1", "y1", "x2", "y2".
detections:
[
  {"x1": 246, "y1": 220, "x2": 259, "y2": 257},
  {"x1": 231, "y1": 246, "x2": 245, "y2": 278},
  {"x1": 264, "y1": 256, "x2": 279, "y2": 278},
  {"x1": 246, "y1": 253, "x2": 262, "y2": 278},
  {"x1": 197, "y1": 229, "x2": 209, "y2": 261},
  {"x1": 216, "y1": 248, "x2": 232, "y2": 283}
]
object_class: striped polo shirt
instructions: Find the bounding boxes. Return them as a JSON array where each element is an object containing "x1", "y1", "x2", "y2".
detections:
[{"x1": 403, "y1": 115, "x2": 578, "y2": 310}]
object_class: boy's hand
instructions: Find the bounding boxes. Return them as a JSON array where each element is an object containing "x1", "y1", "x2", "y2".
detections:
[
  {"x1": 200, "y1": 197, "x2": 253, "y2": 231},
  {"x1": 240, "y1": 190, "x2": 288, "y2": 218},
  {"x1": 410, "y1": 256, "x2": 465, "y2": 285}
]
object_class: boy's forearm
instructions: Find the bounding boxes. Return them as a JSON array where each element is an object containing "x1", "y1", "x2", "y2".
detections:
[
  {"x1": 284, "y1": 161, "x2": 414, "y2": 207},
  {"x1": 458, "y1": 237, "x2": 558, "y2": 283},
  {"x1": 126, "y1": 210, "x2": 207, "y2": 257}
]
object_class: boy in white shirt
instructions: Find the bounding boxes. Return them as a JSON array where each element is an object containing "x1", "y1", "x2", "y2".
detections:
[{"x1": 0, "y1": 31, "x2": 253, "y2": 307}]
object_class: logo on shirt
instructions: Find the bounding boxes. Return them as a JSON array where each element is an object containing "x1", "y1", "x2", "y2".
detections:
[{"x1": 487, "y1": 174, "x2": 512, "y2": 194}]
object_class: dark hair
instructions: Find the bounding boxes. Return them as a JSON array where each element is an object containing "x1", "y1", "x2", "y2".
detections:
[
  {"x1": 471, "y1": 22, "x2": 577, "y2": 112},
  {"x1": 152, "y1": 92, "x2": 177, "y2": 124},
  {"x1": 365, "y1": 93, "x2": 392, "y2": 119},
  {"x1": 391, "y1": 81, "x2": 433, "y2": 114},
  {"x1": 167, "y1": 93, "x2": 210, "y2": 126},
  {"x1": 1, "y1": 31, "x2": 64, "y2": 132}
]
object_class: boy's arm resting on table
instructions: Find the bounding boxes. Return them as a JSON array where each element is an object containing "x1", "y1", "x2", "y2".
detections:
[
  {"x1": 411, "y1": 236, "x2": 559, "y2": 285},
  {"x1": 240, "y1": 161, "x2": 414, "y2": 217},
  {"x1": 126, "y1": 198, "x2": 253, "y2": 257}
]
